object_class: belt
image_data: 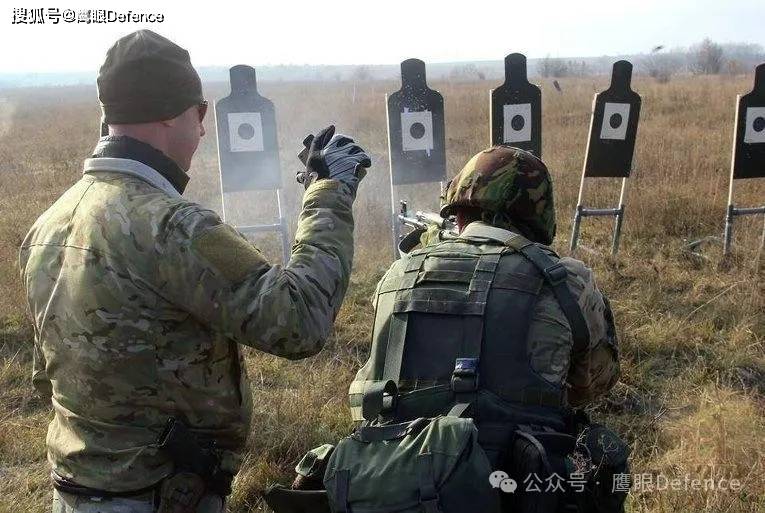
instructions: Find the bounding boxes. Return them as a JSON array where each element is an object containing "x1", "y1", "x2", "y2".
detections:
[{"x1": 51, "y1": 472, "x2": 161, "y2": 500}]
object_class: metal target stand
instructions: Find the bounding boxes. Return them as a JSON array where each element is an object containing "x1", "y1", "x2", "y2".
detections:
[
  {"x1": 723, "y1": 205, "x2": 765, "y2": 256},
  {"x1": 570, "y1": 175, "x2": 629, "y2": 255},
  {"x1": 722, "y1": 174, "x2": 765, "y2": 257},
  {"x1": 569, "y1": 60, "x2": 641, "y2": 256},
  {"x1": 214, "y1": 65, "x2": 291, "y2": 265},
  {"x1": 722, "y1": 88, "x2": 765, "y2": 256},
  {"x1": 687, "y1": 63, "x2": 765, "y2": 259},
  {"x1": 386, "y1": 58, "x2": 447, "y2": 259},
  {"x1": 218, "y1": 188, "x2": 291, "y2": 265},
  {"x1": 686, "y1": 184, "x2": 765, "y2": 259}
]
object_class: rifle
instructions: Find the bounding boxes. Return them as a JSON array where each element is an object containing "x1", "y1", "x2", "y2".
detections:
[{"x1": 397, "y1": 200, "x2": 458, "y2": 255}]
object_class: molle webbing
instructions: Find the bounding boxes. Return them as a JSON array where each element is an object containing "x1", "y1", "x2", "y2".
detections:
[
  {"x1": 350, "y1": 225, "x2": 590, "y2": 422},
  {"x1": 460, "y1": 223, "x2": 591, "y2": 353},
  {"x1": 380, "y1": 247, "x2": 504, "y2": 385}
]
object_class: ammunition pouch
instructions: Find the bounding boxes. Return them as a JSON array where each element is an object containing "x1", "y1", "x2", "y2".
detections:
[
  {"x1": 573, "y1": 423, "x2": 631, "y2": 513},
  {"x1": 503, "y1": 425, "x2": 579, "y2": 513},
  {"x1": 501, "y1": 415, "x2": 630, "y2": 513}
]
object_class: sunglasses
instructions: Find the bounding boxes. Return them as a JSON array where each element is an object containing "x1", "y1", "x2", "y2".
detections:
[{"x1": 197, "y1": 100, "x2": 208, "y2": 123}]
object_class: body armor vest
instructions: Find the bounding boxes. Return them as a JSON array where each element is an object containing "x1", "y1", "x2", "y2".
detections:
[{"x1": 349, "y1": 223, "x2": 590, "y2": 428}]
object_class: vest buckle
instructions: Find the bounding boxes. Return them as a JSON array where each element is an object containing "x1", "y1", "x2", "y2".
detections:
[
  {"x1": 451, "y1": 358, "x2": 479, "y2": 393},
  {"x1": 543, "y1": 262, "x2": 568, "y2": 285}
]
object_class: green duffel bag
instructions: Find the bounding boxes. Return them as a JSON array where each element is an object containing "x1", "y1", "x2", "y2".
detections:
[{"x1": 323, "y1": 415, "x2": 501, "y2": 513}]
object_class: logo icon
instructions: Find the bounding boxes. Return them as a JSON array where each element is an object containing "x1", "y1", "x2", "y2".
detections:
[
  {"x1": 489, "y1": 471, "x2": 517, "y2": 493},
  {"x1": 500, "y1": 477, "x2": 518, "y2": 494},
  {"x1": 489, "y1": 471, "x2": 508, "y2": 488}
]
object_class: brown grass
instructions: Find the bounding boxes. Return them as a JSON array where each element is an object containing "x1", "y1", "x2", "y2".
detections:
[{"x1": 0, "y1": 74, "x2": 763, "y2": 512}]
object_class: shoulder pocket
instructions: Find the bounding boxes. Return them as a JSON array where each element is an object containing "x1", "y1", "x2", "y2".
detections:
[{"x1": 191, "y1": 224, "x2": 270, "y2": 283}]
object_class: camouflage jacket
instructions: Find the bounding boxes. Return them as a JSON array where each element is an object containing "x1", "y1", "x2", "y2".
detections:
[
  {"x1": 19, "y1": 148, "x2": 356, "y2": 491},
  {"x1": 352, "y1": 221, "x2": 619, "y2": 419}
]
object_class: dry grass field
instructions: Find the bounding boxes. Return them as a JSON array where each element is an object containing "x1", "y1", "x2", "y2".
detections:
[{"x1": 0, "y1": 73, "x2": 763, "y2": 513}]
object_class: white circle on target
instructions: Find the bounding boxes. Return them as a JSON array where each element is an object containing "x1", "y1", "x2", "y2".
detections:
[
  {"x1": 401, "y1": 108, "x2": 434, "y2": 154},
  {"x1": 503, "y1": 103, "x2": 531, "y2": 143},
  {"x1": 600, "y1": 102, "x2": 630, "y2": 140},
  {"x1": 744, "y1": 106, "x2": 765, "y2": 144},
  {"x1": 227, "y1": 112, "x2": 264, "y2": 152}
]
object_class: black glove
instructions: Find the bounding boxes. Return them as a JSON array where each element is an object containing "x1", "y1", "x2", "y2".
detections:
[{"x1": 296, "y1": 125, "x2": 371, "y2": 192}]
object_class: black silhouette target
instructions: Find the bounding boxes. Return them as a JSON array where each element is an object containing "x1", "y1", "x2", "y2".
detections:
[
  {"x1": 583, "y1": 60, "x2": 641, "y2": 178},
  {"x1": 490, "y1": 53, "x2": 542, "y2": 156},
  {"x1": 215, "y1": 65, "x2": 281, "y2": 191},
  {"x1": 732, "y1": 63, "x2": 765, "y2": 179},
  {"x1": 387, "y1": 59, "x2": 446, "y2": 185}
]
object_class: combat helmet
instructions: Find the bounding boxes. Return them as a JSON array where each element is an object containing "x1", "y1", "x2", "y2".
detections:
[{"x1": 440, "y1": 145, "x2": 556, "y2": 245}]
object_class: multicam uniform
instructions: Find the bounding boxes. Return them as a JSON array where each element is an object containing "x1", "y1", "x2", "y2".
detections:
[{"x1": 19, "y1": 136, "x2": 356, "y2": 493}]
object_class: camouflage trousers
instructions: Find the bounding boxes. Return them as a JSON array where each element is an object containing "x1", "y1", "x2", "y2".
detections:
[{"x1": 52, "y1": 489, "x2": 225, "y2": 513}]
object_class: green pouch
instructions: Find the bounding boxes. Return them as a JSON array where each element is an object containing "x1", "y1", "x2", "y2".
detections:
[
  {"x1": 324, "y1": 416, "x2": 501, "y2": 513},
  {"x1": 293, "y1": 443, "x2": 335, "y2": 490},
  {"x1": 263, "y1": 485, "x2": 331, "y2": 513},
  {"x1": 263, "y1": 444, "x2": 335, "y2": 513}
]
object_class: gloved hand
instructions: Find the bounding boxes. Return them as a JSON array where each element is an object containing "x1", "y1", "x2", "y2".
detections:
[{"x1": 296, "y1": 125, "x2": 371, "y2": 192}]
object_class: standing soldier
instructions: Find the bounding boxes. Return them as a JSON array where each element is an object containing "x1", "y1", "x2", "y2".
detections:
[
  {"x1": 349, "y1": 145, "x2": 627, "y2": 512},
  {"x1": 19, "y1": 30, "x2": 370, "y2": 513}
]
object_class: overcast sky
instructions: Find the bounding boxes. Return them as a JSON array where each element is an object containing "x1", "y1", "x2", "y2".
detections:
[{"x1": 1, "y1": 0, "x2": 763, "y2": 72}]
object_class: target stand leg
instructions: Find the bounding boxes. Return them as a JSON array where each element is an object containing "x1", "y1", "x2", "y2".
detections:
[
  {"x1": 724, "y1": 204, "x2": 765, "y2": 257},
  {"x1": 723, "y1": 204, "x2": 735, "y2": 256},
  {"x1": 571, "y1": 206, "x2": 624, "y2": 255},
  {"x1": 229, "y1": 190, "x2": 293, "y2": 266},
  {"x1": 389, "y1": 183, "x2": 401, "y2": 259},
  {"x1": 570, "y1": 205, "x2": 584, "y2": 252},
  {"x1": 611, "y1": 204, "x2": 625, "y2": 255},
  {"x1": 276, "y1": 189, "x2": 291, "y2": 265},
  {"x1": 570, "y1": 178, "x2": 628, "y2": 255},
  {"x1": 610, "y1": 178, "x2": 629, "y2": 255}
]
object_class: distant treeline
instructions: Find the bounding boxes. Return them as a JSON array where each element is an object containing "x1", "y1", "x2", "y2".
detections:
[{"x1": 1, "y1": 39, "x2": 762, "y2": 88}]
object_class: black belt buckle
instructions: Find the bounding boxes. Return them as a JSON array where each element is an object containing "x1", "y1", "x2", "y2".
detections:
[{"x1": 451, "y1": 358, "x2": 479, "y2": 393}]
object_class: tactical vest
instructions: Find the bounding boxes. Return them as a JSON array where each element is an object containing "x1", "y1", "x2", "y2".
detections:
[
  {"x1": 264, "y1": 224, "x2": 622, "y2": 513},
  {"x1": 349, "y1": 223, "x2": 590, "y2": 433}
]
